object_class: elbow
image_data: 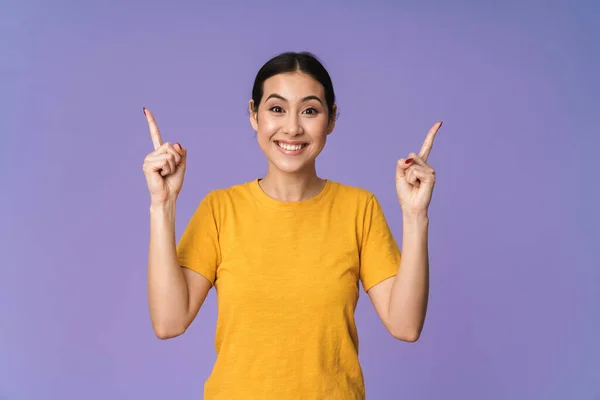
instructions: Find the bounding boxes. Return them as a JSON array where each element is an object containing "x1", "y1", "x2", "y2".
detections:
[
  {"x1": 152, "y1": 323, "x2": 186, "y2": 340},
  {"x1": 388, "y1": 313, "x2": 426, "y2": 343},
  {"x1": 389, "y1": 326, "x2": 422, "y2": 343},
  {"x1": 394, "y1": 331, "x2": 420, "y2": 343}
]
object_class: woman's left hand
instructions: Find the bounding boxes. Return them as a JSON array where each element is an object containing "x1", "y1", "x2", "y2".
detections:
[{"x1": 396, "y1": 121, "x2": 442, "y2": 216}]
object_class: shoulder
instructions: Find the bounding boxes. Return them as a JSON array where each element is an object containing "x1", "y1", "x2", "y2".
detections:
[
  {"x1": 205, "y1": 181, "x2": 251, "y2": 198},
  {"x1": 328, "y1": 180, "x2": 377, "y2": 205},
  {"x1": 326, "y1": 180, "x2": 388, "y2": 219},
  {"x1": 198, "y1": 180, "x2": 256, "y2": 208},
  {"x1": 189, "y1": 182, "x2": 254, "y2": 225}
]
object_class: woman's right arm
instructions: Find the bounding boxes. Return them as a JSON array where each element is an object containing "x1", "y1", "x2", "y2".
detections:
[
  {"x1": 148, "y1": 200, "x2": 211, "y2": 340},
  {"x1": 142, "y1": 107, "x2": 211, "y2": 340}
]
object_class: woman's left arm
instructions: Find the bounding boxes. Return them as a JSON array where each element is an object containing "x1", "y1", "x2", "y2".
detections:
[{"x1": 368, "y1": 121, "x2": 442, "y2": 342}]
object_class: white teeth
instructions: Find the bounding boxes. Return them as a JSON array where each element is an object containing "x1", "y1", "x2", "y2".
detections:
[{"x1": 277, "y1": 142, "x2": 306, "y2": 151}]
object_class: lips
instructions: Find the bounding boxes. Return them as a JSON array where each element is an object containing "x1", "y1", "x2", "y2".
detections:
[{"x1": 275, "y1": 141, "x2": 308, "y2": 151}]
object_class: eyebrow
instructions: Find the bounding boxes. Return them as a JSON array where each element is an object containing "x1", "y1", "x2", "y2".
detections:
[{"x1": 265, "y1": 93, "x2": 323, "y2": 105}]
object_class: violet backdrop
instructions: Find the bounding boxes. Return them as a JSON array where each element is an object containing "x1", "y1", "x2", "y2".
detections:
[{"x1": 2, "y1": 0, "x2": 599, "y2": 399}]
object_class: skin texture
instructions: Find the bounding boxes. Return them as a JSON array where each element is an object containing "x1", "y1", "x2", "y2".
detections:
[{"x1": 142, "y1": 71, "x2": 442, "y2": 342}]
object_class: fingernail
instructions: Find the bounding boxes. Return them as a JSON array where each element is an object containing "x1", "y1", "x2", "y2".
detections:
[
  {"x1": 405, "y1": 158, "x2": 414, "y2": 164},
  {"x1": 176, "y1": 142, "x2": 181, "y2": 149},
  {"x1": 142, "y1": 107, "x2": 146, "y2": 115}
]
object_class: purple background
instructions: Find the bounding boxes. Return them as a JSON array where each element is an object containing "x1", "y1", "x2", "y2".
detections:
[{"x1": 2, "y1": 1, "x2": 599, "y2": 399}]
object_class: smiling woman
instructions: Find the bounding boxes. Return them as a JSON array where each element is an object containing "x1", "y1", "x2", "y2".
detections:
[
  {"x1": 249, "y1": 53, "x2": 337, "y2": 189},
  {"x1": 142, "y1": 51, "x2": 441, "y2": 400}
]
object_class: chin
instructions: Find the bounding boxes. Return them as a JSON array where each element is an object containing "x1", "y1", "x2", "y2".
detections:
[{"x1": 270, "y1": 158, "x2": 312, "y2": 174}]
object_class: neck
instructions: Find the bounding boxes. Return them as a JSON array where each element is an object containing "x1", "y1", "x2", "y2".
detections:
[{"x1": 259, "y1": 164, "x2": 325, "y2": 202}]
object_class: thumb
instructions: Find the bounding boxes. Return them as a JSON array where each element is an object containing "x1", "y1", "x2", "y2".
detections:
[
  {"x1": 175, "y1": 142, "x2": 187, "y2": 164},
  {"x1": 396, "y1": 158, "x2": 413, "y2": 179}
]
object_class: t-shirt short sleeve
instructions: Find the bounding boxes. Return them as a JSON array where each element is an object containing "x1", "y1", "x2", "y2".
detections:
[
  {"x1": 359, "y1": 195, "x2": 402, "y2": 292},
  {"x1": 176, "y1": 191, "x2": 221, "y2": 287}
]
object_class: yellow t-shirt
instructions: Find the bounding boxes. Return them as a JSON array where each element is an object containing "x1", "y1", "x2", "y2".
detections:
[{"x1": 176, "y1": 178, "x2": 401, "y2": 400}]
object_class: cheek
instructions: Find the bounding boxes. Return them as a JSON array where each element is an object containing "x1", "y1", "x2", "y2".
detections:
[
  {"x1": 256, "y1": 114, "x2": 279, "y2": 136},
  {"x1": 308, "y1": 120, "x2": 330, "y2": 140}
]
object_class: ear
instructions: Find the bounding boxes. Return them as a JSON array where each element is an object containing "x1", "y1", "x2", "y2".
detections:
[
  {"x1": 326, "y1": 104, "x2": 337, "y2": 135},
  {"x1": 249, "y1": 100, "x2": 258, "y2": 131}
]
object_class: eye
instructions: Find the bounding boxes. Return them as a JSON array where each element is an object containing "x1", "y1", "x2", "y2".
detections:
[
  {"x1": 303, "y1": 107, "x2": 318, "y2": 115},
  {"x1": 269, "y1": 106, "x2": 284, "y2": 113}
]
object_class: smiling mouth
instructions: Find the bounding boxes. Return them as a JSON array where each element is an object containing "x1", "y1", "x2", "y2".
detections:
[{"x1": 275, "y1": 141, "x2": 309, "y2": 151}]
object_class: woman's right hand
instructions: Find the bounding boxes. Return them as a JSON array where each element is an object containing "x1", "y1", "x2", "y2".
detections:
[{"x1": 142, "y1": 107, "x2": 187, "y2": 205}]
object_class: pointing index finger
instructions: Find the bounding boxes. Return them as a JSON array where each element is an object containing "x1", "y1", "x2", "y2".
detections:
[
  {"x1": 144, "y1": 107, "x2": 163, "y2": 150},
  {"x1": 419, "y1": 121, "x2": 443, "y2": 162}
]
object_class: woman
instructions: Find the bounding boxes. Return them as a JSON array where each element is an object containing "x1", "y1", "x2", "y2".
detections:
[{"x1": 142, "y1": 51, "x2": 441, "y2": 399}]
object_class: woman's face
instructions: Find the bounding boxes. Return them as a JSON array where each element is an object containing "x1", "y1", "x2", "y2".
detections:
[{"x1": 249, "y1": 72, "x2": 336, "y2": 175}]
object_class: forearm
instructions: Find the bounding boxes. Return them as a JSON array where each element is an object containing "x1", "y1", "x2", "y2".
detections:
[
  {"x1": 148, "y1": 200, "x2": 190, "y2": 338},
  {"x1": 388, "y1": 213, "x2": 430, "y2": 341}
]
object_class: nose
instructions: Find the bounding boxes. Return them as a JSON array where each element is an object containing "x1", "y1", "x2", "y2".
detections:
[{"x1": 283, "y1": 114, "x2": 303, "y2": 136}]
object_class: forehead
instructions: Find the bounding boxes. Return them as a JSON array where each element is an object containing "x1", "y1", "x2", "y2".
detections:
[{"x1": 262, "y1": 72, "x2": 325, "y2": 100}]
